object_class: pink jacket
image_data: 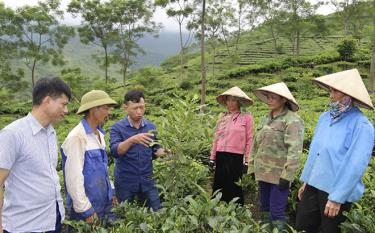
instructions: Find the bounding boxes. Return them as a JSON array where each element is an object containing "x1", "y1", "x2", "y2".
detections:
[{"x1": 210, "y1": 112, "x2": 253, "y2": 162}]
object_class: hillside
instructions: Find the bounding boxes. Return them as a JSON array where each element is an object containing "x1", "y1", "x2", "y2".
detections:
[
  {"x1": 11, "y1": 30, "x2": 188, "y2": 82},
  {"x1": 1, "y1": 8, "x2": 375, "y2": 232}
]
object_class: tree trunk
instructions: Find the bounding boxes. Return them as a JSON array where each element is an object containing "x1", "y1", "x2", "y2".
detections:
[
  {"x1": 343, "y1": 10, "x2": 349, "y2": 36},
  {"x1": 200, "y1": 0, "x2": 206, "y2": 111},
  {"x1": 296, "y1": 29, "x2": 300, "y2": 56},
  {"x1": 221, "y1": 25, "x2": 231, "y2": 56},
  {"x1": 122, "y1": 59, "x2": 129, "y2": 89},
  {"x1": 369, "y1": 6, "x2": 375, "y2": 93},
  {"x1": 179, "y1": 22, "x2": 184, "y2": 79},
  {"x1": 31, "y1": 58, "x2": 36, "y2": 88},
  {"x1": 212, "y1": 44, "x2": 216, "y2": 79},
  {"x1": 104, "y1": 46, "x2": 108, "y2": 84},
  {"x1": 270, "y1": 24, "x2": 278, "y2": 54},
  {"x1": 369, "y1": 44, "x2": 375, "y2": 92},
  {"x1": 235, "y1": 4, "x2": 242, "y2": 53}
]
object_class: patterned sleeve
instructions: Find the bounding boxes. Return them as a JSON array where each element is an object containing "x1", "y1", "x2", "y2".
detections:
[{"x1": 280, "y1": 117, "x2": 304, "y2": 181}]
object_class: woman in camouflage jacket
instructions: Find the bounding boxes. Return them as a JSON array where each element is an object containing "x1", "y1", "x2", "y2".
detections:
[{"x1": 250, "y1": 82, "x2": 304, "y2": 231}]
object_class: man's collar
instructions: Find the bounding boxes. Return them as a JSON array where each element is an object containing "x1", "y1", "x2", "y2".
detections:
[
  {"x1": 81, "y1": 118, "x2": 105, "y2": 135},
  {"x1": 27, "y1": 113, "x2": 55, "y2": 136},
  {"x1": 125, "y1": 116, "x2": 145, "y2": 128}
]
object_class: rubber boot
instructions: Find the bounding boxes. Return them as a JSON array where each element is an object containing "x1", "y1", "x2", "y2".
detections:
[{"x1": 271, "y1": 220, "x2": 286, "y2": 232}]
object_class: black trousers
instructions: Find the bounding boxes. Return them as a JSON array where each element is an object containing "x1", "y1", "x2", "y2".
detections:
[
  {"x1": 212, "y1": 151, "x2": 244, "y2": 205},
  {"x1": 295, "y1": 184, "x2": 351, "y2": 233}
]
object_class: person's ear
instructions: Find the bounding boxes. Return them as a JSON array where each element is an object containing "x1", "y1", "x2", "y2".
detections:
[{"x1": 42, "y1": 96, "x2": 51, "y2": 106}]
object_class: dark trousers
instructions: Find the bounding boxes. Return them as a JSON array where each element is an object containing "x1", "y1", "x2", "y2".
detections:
[
  {"x1": 4, "y1": 202, "x2": 61, "y2": 233},
  {"x1": 117, "y1": 185, "x2": 161, "y2": 211},
  {"x1": 212, "y1": 152, "x2": 244, "y2": 205},
  {"x1": 295, "y1": 184, "x2": 352, "y2": 233},
  {"x1": 259, "y1": 181, "x2": 289, "y2": 221}
]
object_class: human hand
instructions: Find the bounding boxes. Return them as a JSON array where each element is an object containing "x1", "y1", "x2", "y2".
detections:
[
  {"x1": 85, "y1": 212, "x2": 98, "y2": 224},
  {"x1": 155, "y1": 148, "x2": 171, "y2": 158},
  {"x1": 324, "y1": 200, "x2": 341, "y2": 218},
  {"x1": 242, "y1": 163, "x2": 248, "y2": 174},
  {"x1": 130, "y1": 133, "x2": 154, "y2": 147},
  {"x1": 298, "y1": 183, "x2": 306, "y2": 201},
  {"x1": 112, "y1": 196, "x2": 119, "y2": 207},
  {"x1": 209, "y1": 160, "x2": 216, "y2": 172},
  {"x1": 278, "y1": 178, "x2": 290, "y2": 191}
]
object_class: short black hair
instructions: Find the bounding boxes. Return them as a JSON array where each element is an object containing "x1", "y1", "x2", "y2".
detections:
[
  {"x1": 32, "y1": 77, "x2": 72, "y2": 106},
  {"x1": 124, "y1": 90, "x2": 145, "y2": 104}
]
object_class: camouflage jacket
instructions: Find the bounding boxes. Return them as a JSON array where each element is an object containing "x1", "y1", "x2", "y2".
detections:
[{"x1": 249, "y1": 109, "x2": 304, "y2": 184}]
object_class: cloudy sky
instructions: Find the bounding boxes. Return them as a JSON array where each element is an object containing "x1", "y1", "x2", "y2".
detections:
[{"x1": 1, "y1": 0, "x2": 335, "y2": 32}]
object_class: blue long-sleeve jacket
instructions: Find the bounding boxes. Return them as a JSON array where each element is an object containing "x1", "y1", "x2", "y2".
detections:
[
  {"x1": 300, "y1": 107, "x2": 374, "y2": 203},
  {"x1": 61, "y1": 119, "x2": 113, "y2": 219},
  {"x1": 109, "y1": 117, "x2": 160, "y2": 192}
]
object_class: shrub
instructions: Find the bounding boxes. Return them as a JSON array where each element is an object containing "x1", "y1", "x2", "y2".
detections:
[
  {"x1": 337, "y1": 37, "x2": 357, "y2": 61},
  {"x1": 155, "y1": 96, "x2": 215, "y2": 163},
  {"x1": 179, "y1": 80, "x2": 193, "y2": 90}
]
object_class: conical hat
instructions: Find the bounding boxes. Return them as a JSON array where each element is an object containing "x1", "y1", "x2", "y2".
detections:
[
  {"x1": 216, "y1": 86, "x2": 253, "y2": 106},
  {"x1": 313, "y1": 69, "x2": 373, "y2": 110},
  {"x1": 253, "y1": 82, "x2": 299, "y2": 111},
  {"x1": 77, "y1": 90, "x2": 117, "y2": 114}
]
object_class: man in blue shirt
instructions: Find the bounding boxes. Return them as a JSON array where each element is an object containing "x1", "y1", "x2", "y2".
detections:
[
  {"x1": 61, "y1": 90, "x2": 117, "y2": 225},
  {"x1": 296, "y1": 69, "x2": 374, "y2": 233},
  {"x1": 110, "y1": 90, "x2": 166, "y2": 211},
  {"x1": 0, "y1": 78, "x2": 71, "y2": 233}
]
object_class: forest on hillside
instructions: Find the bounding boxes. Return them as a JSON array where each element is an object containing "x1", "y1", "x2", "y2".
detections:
[{"x1": 1, "y1": 0, "x2": 375, "y2": 232}]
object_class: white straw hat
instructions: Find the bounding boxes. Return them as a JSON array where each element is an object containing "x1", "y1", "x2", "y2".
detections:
[
  {"x1": 313, "y1": 69, "x2": 374, "y2": 110},
  {"x1": 216, "y1": 86, "x2": 253, "y2": 106},
  {"x1": 253, "y1": 82, "x2": 299, "y2": 111}
]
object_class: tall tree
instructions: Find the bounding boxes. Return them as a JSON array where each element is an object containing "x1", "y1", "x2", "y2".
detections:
[
  {"x1": 205, "y1": 0, "x2": 231, "y2": 78},
  {"x1": 258, "y1": 0, "x2": 283, "y2": 54},
  {"x1": 330, "y1": 0, "x2": 357, "y2": 35},
  {"x1": 188, "y1": 0, "x2": 231, "y2": 78},
  {"x1": 200, "y1": 0, "x2": 206, "y2": 110},
  {"x1": 68, "y1": 0, "x2": 117, "y2": 84},
  {"x1": 13, "y1": 0, "x2": 74, "y2": 87},
  {"x1": 110, "y1": 0, "x2": 160, "y2": 88},
  {"x1": 155, "y1": 0, "x2": 198, "y2": 78},
  {"x1": 0, "y1": 3, "x2": 28, "y2": 98},
  {"x1": 278, "y1": 0, "x2": 324, "y2": 56},
  {"x1": 234, "y1": 0, "x2": 262, "y2": 52}
]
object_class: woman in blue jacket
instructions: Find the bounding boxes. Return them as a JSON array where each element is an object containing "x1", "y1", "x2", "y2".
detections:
[{"x1": 296, "y1": 69, "x2": 374, "y2": 233}]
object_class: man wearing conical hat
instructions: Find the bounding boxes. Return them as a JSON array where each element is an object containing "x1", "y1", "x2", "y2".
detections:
[
  {"x1": 61, "y1": 90, "x2": 117, "y2": 225},
  {"x1": 249, "y1": 82, "x2": 304, "y2": 231},
  {"x1": 210, "y1": 86, "x2": 254, "y2": 205},
  {"x1": 295, "y1": 69, "x2": 374, "y2": 233}
]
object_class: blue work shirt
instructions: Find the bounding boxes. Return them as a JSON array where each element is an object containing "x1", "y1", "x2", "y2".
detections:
[
  {"x1": 300, "y1": 107, "x2": 374, "y2": 203},
  {"x1": 110, "y1": 116, "x2": 159, "y2": 192},
  {"x1": 0, "y1": 113, "x2": 65, "y2": 232},
  {"x1": 61, "y1": 119, "x2": 113, "y2": 219}
]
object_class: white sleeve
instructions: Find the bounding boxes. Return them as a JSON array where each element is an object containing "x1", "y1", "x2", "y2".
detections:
[{"x1": 62, "y1": 135, "x2": 92, "y2": 213}]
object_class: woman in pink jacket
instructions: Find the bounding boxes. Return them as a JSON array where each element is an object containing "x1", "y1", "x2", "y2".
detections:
[{"x1": 210, "y1": 86, "x2": 254, "y2": 205}]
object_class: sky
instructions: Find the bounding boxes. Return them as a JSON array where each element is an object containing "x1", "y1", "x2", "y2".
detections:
[
  {"x1": 1, "y1": 0, "x2": 182, "y2": 31},
  {"x1": 1, "y1": 0, "x2": 335, "y2": 32}
]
